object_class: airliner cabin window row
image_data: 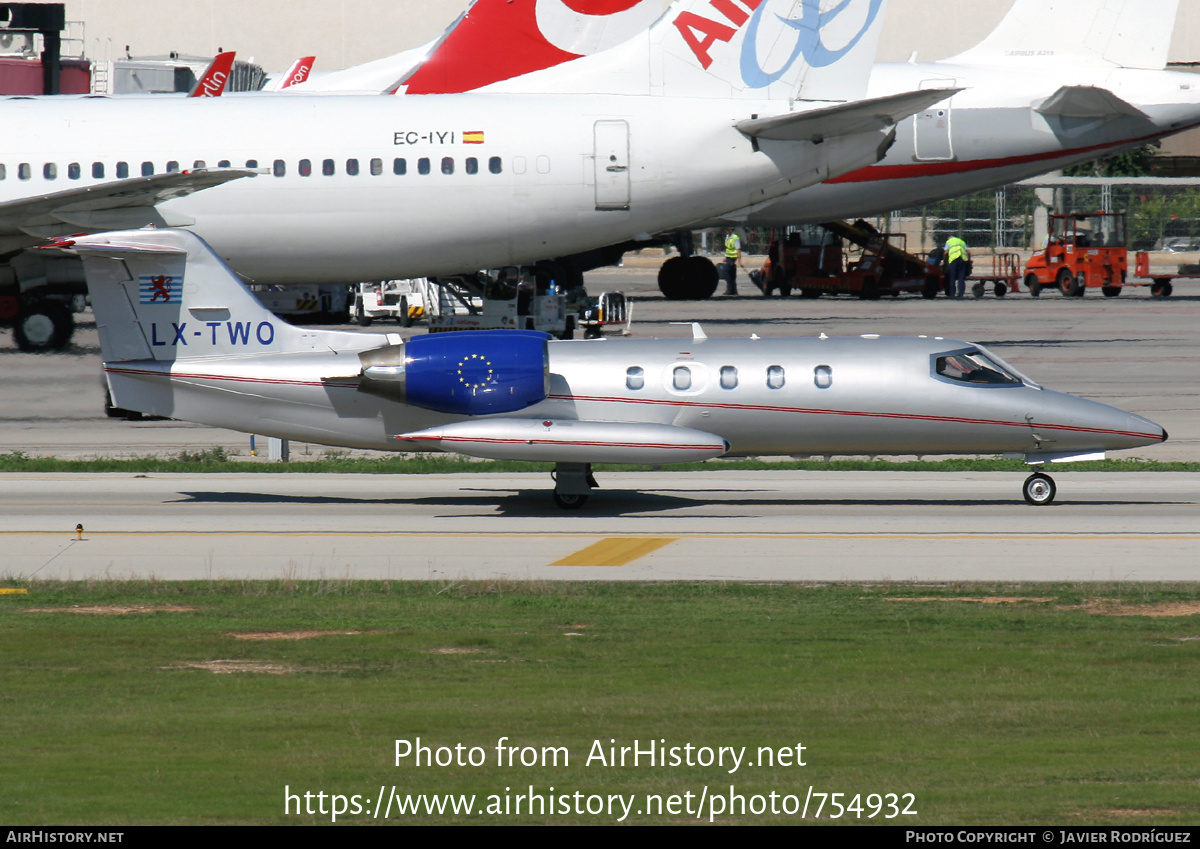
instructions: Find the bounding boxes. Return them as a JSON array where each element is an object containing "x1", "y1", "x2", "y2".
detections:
[{"x1": 1, "y1": 153, "x2": 505, "y2": 184}]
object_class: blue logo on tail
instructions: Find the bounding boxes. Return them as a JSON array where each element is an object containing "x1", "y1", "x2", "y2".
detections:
[{"x1": 741, "y1": 0, "x2": 883, "y2": 88}]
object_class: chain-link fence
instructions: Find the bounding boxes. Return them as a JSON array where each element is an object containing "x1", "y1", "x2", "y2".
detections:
[{"x1": 879, "y1": 179, "x2": 1200, "y2": 254}]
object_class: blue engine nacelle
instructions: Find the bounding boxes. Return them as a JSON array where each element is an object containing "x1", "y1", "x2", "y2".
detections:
[{"x1": 403, "y1": 330, "x2": 550, "y2": 416}]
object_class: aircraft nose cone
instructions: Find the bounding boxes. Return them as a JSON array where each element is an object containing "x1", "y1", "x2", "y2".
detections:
[{"x1": 1033, "y1": 392, "x2": 1166, "y2": 452}]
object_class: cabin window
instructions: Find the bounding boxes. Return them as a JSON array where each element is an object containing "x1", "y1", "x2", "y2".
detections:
[
  {"x1": 934, "y1": 350, "x2": 1021, "y2": 386},
  {"x1": 92, "y1": 162, "x2": 104, "y2": 179},
  {"x1": 322, "y1": 159, "x2": 335, "y2": 176},
  {"x1": 116, "y1": 162, "x2": 128, "y2": 179},
  {"x1": 441, "y1": 156, "x2": 454, "y2": 175},
  {"x1": 67, "y1": 162, "x2": 81, "y2": 180},
  {"x1": 370, "y1": 158, "x2": 382, "y2": 176},
  {"x1": 166, "y1": 161, "x2": 180, "y2": 173},
  {"x1": 418, "y1": 158, "x2": 431, "y2": 175},
  {"x1": 299, "y1": 159, "x2": 312, "y2": 177},
  {"x1": 513, "y1": 156, "x2": 527, "y2": 175},
  {"x1": 673, "y1": 366, "x2": 692, "y2": 391},
  {"x1": 767, "y1": 365, "x2": 785, "y2": 389},
  {"x1": 346, "y1": 158, "x2": 359, "y2": 176},
  {"x1": 625, "y1": 367, "x2": 644, "y2": 391},
  {"x1": 43, "y1": 163, "x2": 57, "y2": 180},
  {"x1": 0, "y1": 164, "x2": 6, "y2": 180},
  {"x1": 245, "y1": 159, "x2": 258, "y2": 169},
  {"x1": 489, "y1": 156, "x2": 502, "y2": 174},
  {"x1": 536, "y1": 155, "x2": 550, "y2": 174},
  {"x1": 193, "y1": 160, "x2": 206, "y2": 170},
  {"x1": 218, "y1": 160, "x2": 231, "y2": 168},
  {"x1": 465, "y1": 157, "x2": 478, "y2": 175},
  {"x1": 18, "y1": 163, "x2": 30, "y2": 181},
  {"x1": 393, "y1": 157, "x2": 407, "y2": 175},
  {"x1": 720, "y1": 366, "x2": 738, "y2": 390},
  {"x1": 273, "y1": 159, "x2": 286, "y2": 177},
  {"x1": 814, "y1": 365, "x2": 833, "y2": 389},
  {"x1": 141, "y1": 161, "x2": 154, "y2": 177}
]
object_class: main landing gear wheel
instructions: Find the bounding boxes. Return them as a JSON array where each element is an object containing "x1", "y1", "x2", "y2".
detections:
[
  {"x1": 553, "y1": 492, "x2": 589, "y2": 510},
  {"x1": 14, "y1": 300, "x2": 74, "y2": 351},
  {"x1": 1022, "y1": 472, "x2": 1057, "y2": 506}
]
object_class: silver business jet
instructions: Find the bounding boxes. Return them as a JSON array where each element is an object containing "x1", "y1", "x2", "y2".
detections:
[{"x1": 58, "y1": 229, "x2": 1166, "y2": 509}]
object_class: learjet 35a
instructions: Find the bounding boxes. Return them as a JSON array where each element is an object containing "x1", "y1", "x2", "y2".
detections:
[{"x1": 57, "y1": 228, "x2": 1167, "y2": 509}]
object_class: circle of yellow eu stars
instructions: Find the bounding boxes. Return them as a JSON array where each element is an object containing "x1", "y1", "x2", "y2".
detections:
[{"x1": 457, "y1": 354, "x2": 496, "y2": 392}]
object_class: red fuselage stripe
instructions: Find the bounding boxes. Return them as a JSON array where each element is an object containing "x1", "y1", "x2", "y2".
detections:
[{"x1": 103, "y1": 367, "x2": 1160, "y2": 442}]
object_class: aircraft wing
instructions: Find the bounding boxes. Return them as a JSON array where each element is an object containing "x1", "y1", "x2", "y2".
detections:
[
  {"x1": 1034, "y1": 86, "x2": 1150, "y2": 120},
  {"x1": 0, "y1": 169, "x2": 257, "y2": 241},
  {"x1": 736, "y1": 88, "x2": 962, "y2": 143}
]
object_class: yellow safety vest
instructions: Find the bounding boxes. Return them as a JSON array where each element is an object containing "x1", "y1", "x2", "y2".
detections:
[
  {"x1": 946, "y1": 237, "x2": 967, "y2": 263},
  {"x1": 725, "y1": 234, "x2": 740, "y2": 259}
]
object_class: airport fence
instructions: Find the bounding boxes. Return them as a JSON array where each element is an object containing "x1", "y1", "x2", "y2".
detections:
[{"x1": 881, "y1": 179, "x2": 1200, "y2": 254}]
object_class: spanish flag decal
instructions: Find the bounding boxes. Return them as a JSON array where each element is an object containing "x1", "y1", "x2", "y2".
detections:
[{"x1": 463, "y1": 130, "x2": 485, "y2": 144}]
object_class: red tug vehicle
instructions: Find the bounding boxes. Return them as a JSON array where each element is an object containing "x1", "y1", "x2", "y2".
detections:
[{"x1": 1023, "y1": 211, "x2": 1130, "y2": 298}]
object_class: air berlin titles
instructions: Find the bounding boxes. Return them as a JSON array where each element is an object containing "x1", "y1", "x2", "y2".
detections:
[
  {"x1": 396, "y1": 737, "x2": 807, "y2": 774},
  {"x1": 393, "y1": 130, "x2": 486, "y2": 145}
]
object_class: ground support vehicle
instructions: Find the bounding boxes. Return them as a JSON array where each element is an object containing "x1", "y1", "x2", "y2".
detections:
[
  {"x1": 576, "y1": 291, "x2": 632, "y2": 338},
  {"x1": 1131, "y1": 252, "x2": 1181, "y2": 297},
  {"x1": 1023, "y1": 212, "x2": 1129, "y2": 298},
  {"x1": 772, "y1": 220, "x2": 942, "y2": 299},
  {"x1": 968, "y1": 252, "x2": 1024, "y2": 298},
  {"x1": 353, "y1": 279, "x2": 424, "y2": 326},
  {"x1": 251, "y1": 284, "x2": 349, "y2": 323}
]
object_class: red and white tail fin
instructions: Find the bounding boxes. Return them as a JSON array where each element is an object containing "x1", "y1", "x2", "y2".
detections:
[
  {"x1": 475, "y1": 0, "x2": 887, "y2": 103},
  {"x1": 188, "y1": 51, "x2": 236, "y2": 97},
  {"x1": 947, "y1": 0, "x2": 1180, "y2": 71},
  {"x1": 267, "y1": 56, "x2": 316, "y2": 91},
  {"x1": 401, "y1": 0, "x2": 662, "y2": 94}
]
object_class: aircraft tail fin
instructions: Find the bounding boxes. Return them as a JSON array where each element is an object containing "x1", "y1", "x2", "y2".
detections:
[
  {"x1": 483, "y1": 0, "x2": 888, "y2": 103},
  {"x1": 189, "y1": 51, "x2": 237, "y2": 97},
  {"x1": 267, "y1": 56, "x2": 316, "y2": 91},
  {"x1": 946, "y1": 0, "x2": 1180, "y2": 71},
  {"x1": 401, "y1": 0, "x2": 662, "y2": 94},
  {"x1": 42, "y1": 229, "x2": 381, "y2": 363}
]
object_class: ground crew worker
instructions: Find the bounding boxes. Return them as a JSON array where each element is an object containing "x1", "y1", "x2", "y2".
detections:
[
  {"x1": 945, "y1": 234, "x2": 969, "y2": 298},
  {"x1": 723, "y1": 228, "x2": 743, "y2": 295}
]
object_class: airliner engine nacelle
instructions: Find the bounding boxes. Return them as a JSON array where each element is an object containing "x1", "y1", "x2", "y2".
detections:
[{"x1": 357, "y1": 330, "x2": 550, "y2": 415}]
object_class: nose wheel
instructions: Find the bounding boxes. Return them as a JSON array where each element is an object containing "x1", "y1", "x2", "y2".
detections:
[{"x1": 1022, "y1": 472, "x2": 1057, "y2": 506}]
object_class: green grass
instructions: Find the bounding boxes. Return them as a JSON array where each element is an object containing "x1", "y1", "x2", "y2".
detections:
[
  {"x1": 2, "y1": 581, "x2": 1199, "y2": 824},
  {"x1": 0, "y1": 449, "x2": 1195, "y2": 474}
]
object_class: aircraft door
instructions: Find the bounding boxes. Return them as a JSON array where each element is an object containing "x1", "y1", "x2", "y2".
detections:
[
  {"x1": 914, "y1": 79, "x2": 955, "y2": 161},
  {"x1": 594, "y1": 120, "x2": 631, "y2": 211}
]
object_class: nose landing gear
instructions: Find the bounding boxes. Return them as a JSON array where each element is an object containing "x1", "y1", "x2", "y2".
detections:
[{"x1": 1022, "y1": 471, "x2": 1057, "y2": 506}]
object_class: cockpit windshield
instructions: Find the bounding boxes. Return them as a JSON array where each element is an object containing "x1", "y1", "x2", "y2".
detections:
[{"x1": 934, "y1": 349, "x2": 1023, "y2": 386}]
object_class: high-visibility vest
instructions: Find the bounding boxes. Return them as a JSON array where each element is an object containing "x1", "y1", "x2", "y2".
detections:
[
  {"x1": 725, "y1": 234, "x2": 741, "y2": 259},
  {"x1": 945, "y1": 237, "x2": 967, "y2": 263}
]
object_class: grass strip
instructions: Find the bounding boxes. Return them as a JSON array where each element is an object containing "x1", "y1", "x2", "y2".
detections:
[
  {"x1": 2, "y1": 580, "x2": 1199, "y2": 825},
  {"x1": 0, "y1": 449, "x2": 1195, "y2": 474}
]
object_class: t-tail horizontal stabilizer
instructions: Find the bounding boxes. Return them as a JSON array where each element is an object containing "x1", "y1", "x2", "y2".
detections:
[{"x1": 43, "y1": 229, "x2": 385, "y2": 363}]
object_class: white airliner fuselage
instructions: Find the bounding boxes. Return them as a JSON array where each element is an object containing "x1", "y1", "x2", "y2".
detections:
[{"x1": 0, "y1": 92, "x2": 886, "y2": 283}]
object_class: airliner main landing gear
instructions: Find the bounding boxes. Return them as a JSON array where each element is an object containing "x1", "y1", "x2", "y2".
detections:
[
  {"x1": 1022, "y1": 471, "x2": 1057, "y2": 506},
  {"x1": 552, "y1": 462, "x2": 597, "y2": 509}
]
